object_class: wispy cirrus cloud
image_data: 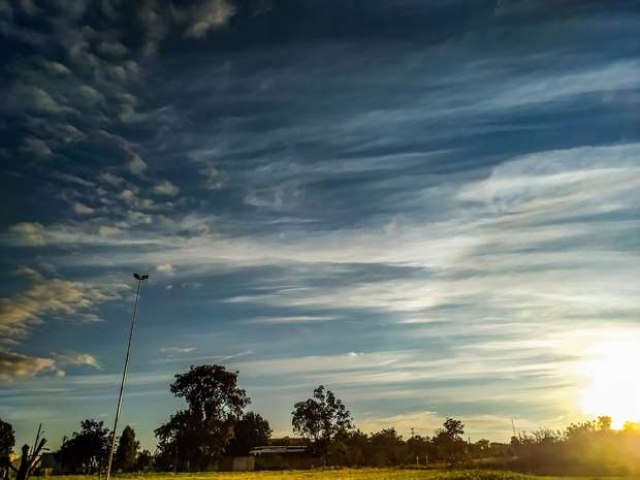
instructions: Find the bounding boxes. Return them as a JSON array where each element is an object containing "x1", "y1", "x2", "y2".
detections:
[{"x1": 0, "y1": 270, "x2": 123, "y2": 383}]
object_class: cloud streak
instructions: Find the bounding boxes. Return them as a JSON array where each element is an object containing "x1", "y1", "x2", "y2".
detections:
[{"x1": 0, "y1": 271, "x2": 123, "y2": 383}]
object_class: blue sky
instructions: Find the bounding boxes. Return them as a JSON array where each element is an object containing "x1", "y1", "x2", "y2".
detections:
[{"x1": 1, "y1": 0, "x2": 640, "y2": 449}]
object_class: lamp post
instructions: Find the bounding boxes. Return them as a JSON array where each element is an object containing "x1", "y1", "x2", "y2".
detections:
[{"x1": 105, "y1": 273, "x2": 149, "y2": 480}]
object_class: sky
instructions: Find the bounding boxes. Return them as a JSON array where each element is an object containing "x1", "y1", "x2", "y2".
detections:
[{"x1": 1, "y1": 0, "x2": 640, "y2": 450}]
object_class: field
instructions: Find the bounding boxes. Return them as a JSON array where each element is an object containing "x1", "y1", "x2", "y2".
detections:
[{"x1": 41, "y1": 470, "x2": 628, "y2": 480}]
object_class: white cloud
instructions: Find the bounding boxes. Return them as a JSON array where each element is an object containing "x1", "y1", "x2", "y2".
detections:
[
  {"x1": 3, "y1": 221, "x2": 160, "y2": 248},
  {"x1": 119, "y1": 189, "x2": 137, "y2": 204},
  {"x1": 78, "y1": 84, "x2": 104, "y2": 105},
  {"x1": 457, "y1": 144, "x2": 640, "y2": 211},
  {"x1": 183, "y1": 0, "x2": 235, "y2": 38},
  {"x1": 200, "y1": 165, "x2": 226, "y2": 190},
  {"x1": 0, "y1": 275, "x2": 122, "y2": 346},
  {"x1": 52, "y1": 352, "x2": 101, "y2": 369},
  {"x1": 73, "y1": 202, "x2": 95, "y2": 216},
  {"x1": 98, "y1": 226, "x2": 123, "y2": 237},
  {"x1": 52, "y1": 172, "x2": 94, "y2": 188},
  {"x1": 245, "y1": 316, "x2": 335, "y2": 325},
  {"x1": 0, "y1": 350, "x2": 102, "y2": 384},
  {"x1": 160, "y1": 346, "x2": 196, "y2": 354},
  {"x1": 96, "y1": 40, "x2": 128, "y2": 58},
  {"x1": 9, "y1": 222, "x2": 46, "y2": 246},
  {"x1": 14, "y1": 85, "x2": 64, "y2": 114},
  {"x1": 244, "y1": 182, "x2": 302, "y2": 211},
  {"x1": 99, "y1": 172, "x2": 126, "y2": 187},
  {"x1": 127, "y1": 153, "x2": 147, "y2": 176},
  {"x1": 21, "y1": 137, "x2": 51, "y2": 158},
  {"x1": 153, "y1": 180, "x2": 180, "y2": 197},
  {"x1": 14, "y1": 266, "x2": 42, "y2": 280},
  {"x1": 156, "y1": 263, "x2": 174, "y2": 274},
  {"x1": 0, "y1": 351, "x2": 58, "y2": 383},
  {"x1": 126, "y1": 210, "x2": 153, "y2": 225},
  {"x1": 486, "y1": 60, "x2": 640, "y2": 111},
  {"x1": 0, "y1": 271, "x2": 121, "y2": 383},
  {"x1": 119, "y1": 189, "x2": 155, "y2": 209},
  {"x1": 40, "y1": 60, "x2": 70, "y2": 75}
]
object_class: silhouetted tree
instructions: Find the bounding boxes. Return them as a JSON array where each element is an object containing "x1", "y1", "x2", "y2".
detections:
[
  {"x1": 55, "y1": 419, "x2": 110, "y2": 474},
  {"x1": 291, "y1": 385, "x2": 353, "y2": 461},
  {"x1": 114, "y1": 425, "x2": 139, "y2": 472},
  {"x1": 155, "y1": 365, "x2": 250, "y2": 471},
  {"x1": 226, "y1": 412, "x2": 271, "y2": 456},
  {"x1": 476, "y1": 438, "x2": 490, "y2": 452},
  {"x1": 0, "y1": 419, "x2": 15, "y2": 480},
  {"x1": 368, "y1": 428, "x2": 405, "y2": 466},
  {"x1": 597, "y1": 416, "x2": 612, "y2": 432},
  {"x1": 0, "y1": 419, "x2": 14, "y2": 457},
  {"x1": 135, "y1": 450, "x2": 154, "y2": 471},
  {"x1": 444, "y1": 417, "x2": 464, "y2": 438},
  {"x1": 328, "y1": 429, "x2": 367, "y2": 466},
  {"x1": 406, "y1": 434, "x2": 432, "y2": 465},
  {"x1": 433, "y1": 417, "x2": 467, "y2": 466}
]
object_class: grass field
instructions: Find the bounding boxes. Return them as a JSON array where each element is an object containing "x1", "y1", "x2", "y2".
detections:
[{"x1": 41, "y1": 470, "x2": 628, "y2": 480}]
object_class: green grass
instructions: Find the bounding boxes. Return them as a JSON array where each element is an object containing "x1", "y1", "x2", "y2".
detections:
[{"x1": 40, "y1": 470, "x2": 629, "y2": 480}]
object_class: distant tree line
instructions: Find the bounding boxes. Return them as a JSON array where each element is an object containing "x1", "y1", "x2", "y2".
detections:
[{"x1": 3, "y1": 364, "x2": 640, "y2": 475}]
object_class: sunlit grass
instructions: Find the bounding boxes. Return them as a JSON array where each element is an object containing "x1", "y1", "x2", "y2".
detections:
[{"x1": 40, "y1": 469, "x2": 628, "y2": 480}]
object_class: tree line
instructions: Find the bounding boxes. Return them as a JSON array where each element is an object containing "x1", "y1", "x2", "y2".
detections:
[{"x1": 2, "y1": 364, "x2": 640, "y2": 476}]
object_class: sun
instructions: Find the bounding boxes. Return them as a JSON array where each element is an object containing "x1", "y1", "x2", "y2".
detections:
[{"x1": 580, "y1": 339, "x2": 640, "y2": 429}]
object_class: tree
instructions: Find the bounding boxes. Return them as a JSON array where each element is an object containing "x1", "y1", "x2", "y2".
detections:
[
  {"x1": 0, "y1": 418, "x2": 15, "y2": 480},
  {"x1": 476, "y1": 439, "x2": 490, "y2": 451},
  {"x1": 433, "y1": 417, "x2": 467, "y2": 466},
  {"x1": 329, "y1": 429, "x2": 368, "y2": 466},
  {"x1": 443, "y1": 417, "x2": 464, "y2": 438},
  {"x1": 114, "y1": 426, "x2": 139, "y2": 472},
  {"x1": 291, "y1": 385, "x2": 353, "y2": 459},
  {"x1": 226, "y1": 412, "x2": 272, "y2": 456},
  {"x1": 0, "y1": 419, "x2": 14, "y2": 456},
  {"x1": 368, "y1": 428, "x2": 405, "y2": 466},
  {"x1": 406, "y1": 434, "x2": 432, "y2": 466},
  {"x1": 55, "y1": 419, "x2": 110, "y2": 474},
  {"x1": 155, "y1": 365, "x2": 250, "y2": 471},
  {"x1": 135, "y1": 450, "x2": 154, "y2": 472},
  {"x1": 597, "y1": 416, "x2": 612, "y2": 432}
]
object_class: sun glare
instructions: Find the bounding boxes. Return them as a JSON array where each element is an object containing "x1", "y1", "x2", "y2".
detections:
[{"x1": 580, "y1": 339, "x2": 640, "y2": 429}]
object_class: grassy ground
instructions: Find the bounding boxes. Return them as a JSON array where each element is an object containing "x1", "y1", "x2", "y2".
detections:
[{"x1": 41, "y1": 470, "x2": 628, "y2": 480}]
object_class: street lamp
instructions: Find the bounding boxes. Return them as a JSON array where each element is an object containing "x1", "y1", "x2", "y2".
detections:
[{"x1": 105, "y1": 273, "x2": 149, "y2": 480}]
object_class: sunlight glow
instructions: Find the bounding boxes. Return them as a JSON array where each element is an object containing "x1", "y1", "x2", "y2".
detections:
[{"x1": 580, "y1": 339, "x2": 640, "y2": 429}]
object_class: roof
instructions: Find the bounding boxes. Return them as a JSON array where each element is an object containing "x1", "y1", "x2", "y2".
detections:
[{"x1": 249, "y1": 446, "x2": 307, "y2": 455}]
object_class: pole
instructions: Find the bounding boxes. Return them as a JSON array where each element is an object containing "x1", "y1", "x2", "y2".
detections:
[{"x1": 105, "y1": 273, "x2": 148, "y2": 480}]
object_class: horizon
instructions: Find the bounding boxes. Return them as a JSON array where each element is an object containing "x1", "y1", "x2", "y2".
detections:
[{"x1": 1, "y1": 0, "x2": 640, "y2": 453}]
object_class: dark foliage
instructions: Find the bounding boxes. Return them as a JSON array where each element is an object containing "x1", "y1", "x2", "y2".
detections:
[
  {"x1": 155, "y1": 364, "x2": 250, "y2": 471},
  {"x1": 135, "y1": 449, "x2": 154, "y2": 471},
  {"x1": 226, "y1": 412, "x2": 272, "y2": 456},
  {"x1": 0, "y1": 418, "x2": 15, "y2": 480},
  {"x1": 0, "y1": 419, "x2": 14, "y2": 456},
  {"x1": 55, "y1": 419, "x2": 110, "y2": 474},
  {"x1": 113, "y1": 425, "x2": 139, "y2": 472},
  {"x1": 292, "y1": 385, "x2": 353, "y2": 457},
  {"x1": 433, "y1": 417, "x2": 468, "y2": 466}
]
